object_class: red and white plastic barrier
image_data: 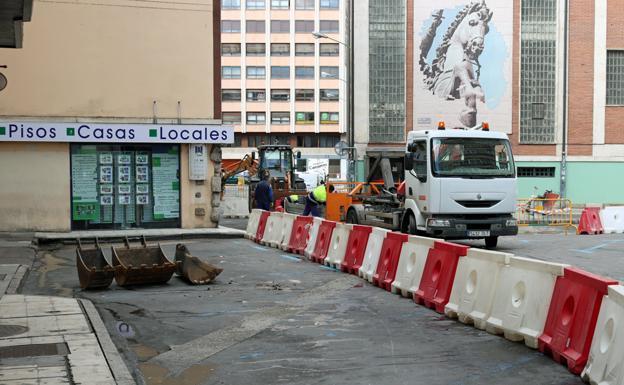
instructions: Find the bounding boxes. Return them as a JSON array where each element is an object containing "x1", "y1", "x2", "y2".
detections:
[
  {"x1": 391, "y1": 235, "x2": 435, "y2": 298},
  {"x1": 245, "y1": 209, "x2": 263, "y2": 240},
  {"x1": 277, "y1": 213, "x2": 297, "y2": 250},
  {"x1": 324, "y1": 223, "x2": 353, "y2": 268},
  {"x1": 260, "y1": 211, "x2": 283, "y2": 246},
  {"x1": 253, "y1": 210, "x2": 271, "y2": 243},
  {"x1": 372, "y1": 232, "x2": 408, "y2": 291},
  {"x1": 310, "y1": 220, "x2": 336, "y2": 264},
  {"x1": 340, "y1": 225, "x2": 373, "y2": 275},
  {"x1": 600, "y1": 206, "x2": 624, "y2": 234},
  {"x1": 359, "y1": 227, "x2": 390, "y2": 283},
  {"x1": 445, "y1": 248, "x2": 512, "y2": 329},
  {"x1": 286, "y1": 216, "x2": 314, "y2": 255},
  {"x1": 304, "y1": 217, "x2": 323, "y2": 259},
  {"x1": 485, "y1": 257, "x2": 566, "y2": 348}
]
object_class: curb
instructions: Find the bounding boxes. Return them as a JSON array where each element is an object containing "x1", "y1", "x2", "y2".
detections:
[
  {"x1": 79, "y1": 298, "x2": 136, "y2": 385},
  {"x1": 6, "y1": 265, "x2": 28, "y2": 294}
]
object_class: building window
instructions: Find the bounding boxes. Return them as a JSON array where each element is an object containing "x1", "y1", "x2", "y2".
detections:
[
  {"x1": 271, "y1": 66, "x2": 290, "y2": 79},
  {"x1": 271, "y1": 20, "x2": 290, "y2": 33},
  {"x1": 222, "y1": 112, "x2": 242, "y2": 124},
  {"x1": 246, "y1": 20, "x2": 265, "y2": 33},
  {"x1": 295, "y1": 89, "x2": 314, "y2": 101},
  {"x1": 223, "y1": 133, "x2": 243, "y2": 147},
  {"x1": 246, "y1": 89, "x2": 266, "y2": 101},
  {"x1": 520, "y1": 0, "x2": 557, "y2": 144},
  {"x1": 295, "y1": 0, "x2": 314, "y2": 10},
  {"x1": 247, "y1": 112, "x2": 266, "y2": 124},
  {"x1": 295, "y1": 20, "x2": 314, "y2": 33},
  {"x1": 221, "y1": 20, "x2": 241, "y2": 33},
  {"x1": 320, "y1": 0, "x2": 338, "y2": 9},
  {"x1": 222, "y1": 89, "x2": 241, "y2": 101},
  {"x1": 320, "y1": 112, "x2": 339, "y2": 123},
  {"x1": 295, "y1": 112, "x2": 315, "y2": 124},
  {"x1": 221, "y1": 43, "x2": 241, "y2": 56},
  {"x1": 246, "y1": 43, "x2": 266, "y2": 56},
  {"x1": 296, "y1": 134, "x2": 339, "y2": 147},
  {"x1": 246, "y1": 0, "x2": 265, "y2": 9},
  {"x1": 320, "y1": 66, "x2": 338, "y2": 78},
  {"x1": 320, "y1": 43, "x2": 339, "y2": 56},
  {"x1": 295, "y1": 43, "x2": 315, "y2": 56},
  {"x1": 607, "y1": 50, "x2": 624, "y2": 105},
  {"x1": 222, "y1": 0, "x2": 241, "y2": 9},
  {"x1": 319, "y1": 20, "x2": 339, "y2": 33},
  {"x1": 320, "y1": 89, "x2": 339, "y2": 101},
  {"x1": 271, "y1": 0, "x2": 289, "y2": 9},
  {"x1": 271, "y1": 112, "x2": 291, "y2": 124},
  {"x1": 369, "y1": 0, "x2": 406, "y2": 143},
  {"x1": 517, "y1": 167, "x2": 556, "y2": 178},
  {"x1": 271, "y1": 43, "x2": 290, "y2": 56},
  {"x1": 295, "y1": 66, "x2": 314, "y2": 79},
  {"x1": 249, "y1": 134, "x2": 289, "y2": 147},
  {"x1": 246, "y1": 66, "x2": 266, "y2": 79},
  {"x1": 222, "y1": 66, "x2": 241, "y2": 79},
  {"x1": 271, "y1": 89, "x2": 290, "y2": 101}
]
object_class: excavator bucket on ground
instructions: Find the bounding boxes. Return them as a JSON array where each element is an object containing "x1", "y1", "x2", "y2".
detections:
[
  {"x1": 112, "y1": 236, "x2": 177, "y2": 287},
  {"x1": 174, "y1": 244, "x2": 223, "y2": 285},
  {"x1": 76, "y1": 238, "x2": 115, "y2": 290}
]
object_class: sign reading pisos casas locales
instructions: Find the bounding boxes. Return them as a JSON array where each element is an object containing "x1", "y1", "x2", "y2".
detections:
[{"x1": 0, "y1": 122, "x2": 234, "y2": 144}]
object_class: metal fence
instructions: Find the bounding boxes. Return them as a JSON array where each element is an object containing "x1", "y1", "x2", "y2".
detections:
[{"x1": 515, "y1": 198, "x2": 575, "y2": 230}]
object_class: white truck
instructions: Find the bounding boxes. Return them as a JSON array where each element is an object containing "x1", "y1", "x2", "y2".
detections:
[{"x1": 346, "y1": 124, "x2": 518, "y2": 248}]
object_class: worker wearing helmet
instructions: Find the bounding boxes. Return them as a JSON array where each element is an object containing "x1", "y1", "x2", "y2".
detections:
[
  {"x1": 303, "y1": 181, "x2": 334, "y2": 217},
  {"x1": 254, "y1": 170, "x2": 273, "y2": 211}
]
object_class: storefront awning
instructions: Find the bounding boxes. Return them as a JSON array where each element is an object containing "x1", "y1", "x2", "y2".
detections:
[{"x1": 0, "y1": 0, "x2": 33, "y2": 48}]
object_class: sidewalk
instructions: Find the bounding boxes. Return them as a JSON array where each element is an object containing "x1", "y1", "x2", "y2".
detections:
[{"x1": 0, "y1": 238, "x2": 135, "y2": 385}]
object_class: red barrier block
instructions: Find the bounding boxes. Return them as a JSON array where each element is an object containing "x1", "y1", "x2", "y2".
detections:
[
  {"x1": 310, "y1": 220, "x2": 336, "y2": 263},
  {"x1": 538, "y1": 267, "x2": 618, "y2": 374},
  {"x1": 341, "y1": 225, "x2": 373, "y2": 275},
  {"x1": 414, "y1": 241, "x2": 469, "y2": 313},
  {"x1": 287, "y1": 216, "x2": 313, "y2": 255},
  {"x1": 577, "y1": 207, "x2": 604, "y2": 235},
  {"x1": 254, "y1": 211, "x2": 271, "y2": 243},
  {"x1": 372, "y1": 232, "x2": 408, "y2": 291}
]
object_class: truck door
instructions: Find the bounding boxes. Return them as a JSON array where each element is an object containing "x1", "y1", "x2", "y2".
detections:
[{"x1": 406, "y1": 140, "x2": 430, "y2": 216}]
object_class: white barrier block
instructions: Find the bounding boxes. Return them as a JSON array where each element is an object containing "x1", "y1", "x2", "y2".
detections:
[
  {"x1": 277, "y1": 213, "x2": 297, "y2": 250},
  {"x1": 245, "y1": 209, "x2": 263, "y2": 239},
  {"x1": 324, "y1": 223, "x2": 353, "y2": 268},
  {"x1": 391, "y1": 236, "x2": 435, "y2": 297},
  {"x1": 582, "y1": 285, "x2": 624, "y2": 385},
  {"x1": 261, "y1": 212, "x2": 283, "y2": 246},
  {"x1": 304, "y1": 217, "x2": 323, "y2": 259},
  {"x1": 221, "y1": 197, "x2": 250, "y2": 218},
  {"x1": 358, "y1": 227, "x2": 390, "y2": 283},
  {"x1": 445, "y1": 249, "x2": 512, "y2": 330},
  {"x1": 485, "y1": 256, "x2": 566, "y2": 348},
  {"x1": 600, "y1": 206, "x2": 624, "y2": 234}
]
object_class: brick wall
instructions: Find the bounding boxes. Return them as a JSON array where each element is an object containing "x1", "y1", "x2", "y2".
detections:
[{"x1": 606, "y1": 0, "x2": 624, "y2": 144}]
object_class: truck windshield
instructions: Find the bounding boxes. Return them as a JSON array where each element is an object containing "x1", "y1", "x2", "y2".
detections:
[
  {"x1": 431, "y1": 138, "x2": 515, "y2": 178},
  {"x1": 260, "y1": 150, "x2": 292, "y2": 178}
]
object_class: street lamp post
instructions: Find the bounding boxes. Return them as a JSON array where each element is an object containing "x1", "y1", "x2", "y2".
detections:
[{"x1": 312, "y1": 20, "x2": 355, "y2": 182}]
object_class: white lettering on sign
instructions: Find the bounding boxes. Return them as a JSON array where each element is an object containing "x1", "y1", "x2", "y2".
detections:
[{"x1": 0, "y1": 122, "x2": 234, "y2": 144}]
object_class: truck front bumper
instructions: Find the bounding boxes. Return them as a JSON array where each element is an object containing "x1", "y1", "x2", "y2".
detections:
[{"x1": 425, "y1": 215, "x2": 519, "y2": 239}]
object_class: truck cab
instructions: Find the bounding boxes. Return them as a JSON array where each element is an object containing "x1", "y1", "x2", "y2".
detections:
[{"x1": 403, "y1": 125, "x2": 518, "y2": 248}]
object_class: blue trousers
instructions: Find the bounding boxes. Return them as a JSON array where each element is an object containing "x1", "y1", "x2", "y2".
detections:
[
  {"x1": 303, "y1": 194, "x2": 321, "y2": 217},
  {"x1": 257, "y1": 201, "x2": 271, "y2": 211}
]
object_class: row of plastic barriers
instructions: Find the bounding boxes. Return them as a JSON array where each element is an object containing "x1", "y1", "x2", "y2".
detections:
[
  {"x1": 578, "y1": 206, "x2": 624, "y2": 235},
  {"x1": 245, "y1": 209, "x2": 624, "y2": 382}
]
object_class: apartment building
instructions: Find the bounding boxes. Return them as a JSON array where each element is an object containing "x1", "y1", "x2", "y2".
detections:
[
  {"x1": 220, "y1": 0, "x2": 347, "y2": 178},
  {"x1": 353, "y1": 0, "x2": 624, "y2": 204}
]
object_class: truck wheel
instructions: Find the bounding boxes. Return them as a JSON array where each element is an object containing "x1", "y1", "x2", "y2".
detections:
[
  {"x1": 406, "y1": 213, "x2": 417, "y2": 235},
  {"x1": 485, "y1": 236, "x2": 498, "y2": 249},
  {"x1": 346, "y1": 208, "x2": 359, "y2": 225}
]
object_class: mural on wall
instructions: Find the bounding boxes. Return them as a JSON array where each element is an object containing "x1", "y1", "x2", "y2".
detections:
[{"x1": 414, "y1": 0, "x2": 512, "y2": 132}]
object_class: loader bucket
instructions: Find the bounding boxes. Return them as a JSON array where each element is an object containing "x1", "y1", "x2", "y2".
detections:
[
  {"x1": 174, "y1": 244, "x2": 223, "y2": 285},
  {"x1": 112, "y1": 236, "x2": 177, "y2": 287},
  {"x1": 76, "y1": 238, "x2": 115, "y2": 290}
]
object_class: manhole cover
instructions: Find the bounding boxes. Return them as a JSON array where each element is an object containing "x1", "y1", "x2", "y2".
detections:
[
  {"x1": 0, "y1": 324, "x2": 29, "y2": 338},
  {"x1": 0, "y1": 343, "x2": 69, "y2": 359}
]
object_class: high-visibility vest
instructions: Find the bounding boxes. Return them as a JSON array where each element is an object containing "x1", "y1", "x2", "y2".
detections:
[{"x1": 312, "y1": 185, "x2": 327, "y2": 203}]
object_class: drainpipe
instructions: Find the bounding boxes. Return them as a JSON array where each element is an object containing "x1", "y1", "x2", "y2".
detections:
[{"x1": 560, "y1": 0, "x2": 569, "y2": 198}]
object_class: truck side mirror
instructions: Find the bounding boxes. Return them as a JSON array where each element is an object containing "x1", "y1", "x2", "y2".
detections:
[
  {"x1": 251, "y1": 151, "x2": 256, "y2": 161},
  {"x1": 296, "y1": 158, "x2": 307, "y2": 172},
  {"x1": 296, "y1": 151, "x2": 302, "y2": 159},
  {"x1": 404, "y1": 153, "x2": 414, "y2": 171}
]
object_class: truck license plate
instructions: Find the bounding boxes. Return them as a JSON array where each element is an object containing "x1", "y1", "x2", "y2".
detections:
[{"x1": 467, "y1": 230, "x2": 490, "y2": 237}]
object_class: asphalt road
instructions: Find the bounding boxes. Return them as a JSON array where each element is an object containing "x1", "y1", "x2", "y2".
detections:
[{"x1": 19, "y1": 226, "x2": 624, "y2": 384}]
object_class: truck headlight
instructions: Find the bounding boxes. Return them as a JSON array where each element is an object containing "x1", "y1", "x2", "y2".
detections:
[
  {"x1": 506, "y1": 219, "x2": 518, "y2": 227},
  {"x1": 428, "y1": 219, "x2": 451, "y2": 227}
]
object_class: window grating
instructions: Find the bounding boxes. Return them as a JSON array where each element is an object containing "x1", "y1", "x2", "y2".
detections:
[
  {"x1": 520, "y1": 0, "x2": 557, "y2": 144},
  {"x1": 369, "y1": 0, "x2": 405, "y2": 143},
  {"x1": 607, "y1": 50, "x2": 624, "y2": 105},
  {"x1": 517, "y1": 167, "x2": 556, "y2": 178}
]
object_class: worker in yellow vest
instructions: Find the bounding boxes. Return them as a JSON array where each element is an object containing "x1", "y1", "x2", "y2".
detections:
[{"x1": 303, "y1": 181, "x2": 334, "y2": 217}]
